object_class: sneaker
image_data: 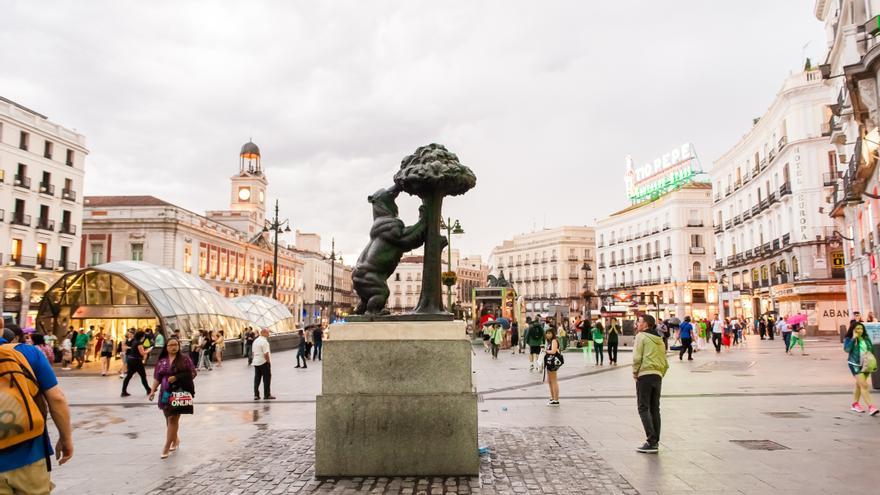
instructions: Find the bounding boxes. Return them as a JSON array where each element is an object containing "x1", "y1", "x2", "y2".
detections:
[
  {"x1": 851, "y1": 402, "x2": 866, "y2": 413},
  {"x1": 547, "y1": 400, "x2": 559, "y2": 406},
  {"x1": 61, "y1": 367, "x2": 71, "y2": 371},
  {"x1": 294, "y1": 365, "x2": 301, "y2": 368},
  {"x1": 636, "y1": 442, "x2": 658, "y2": 454},
  {"x1": 121, "y1": 392, "x2": 131, "y2": 397},
  {"x1": 869, "y1": 406, "x2": 879, "y2": 416}
]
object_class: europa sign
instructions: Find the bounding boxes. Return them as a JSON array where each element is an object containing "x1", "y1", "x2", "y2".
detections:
[{"x1": 624, "y1": 143, "x2": 702, "y2": 202}]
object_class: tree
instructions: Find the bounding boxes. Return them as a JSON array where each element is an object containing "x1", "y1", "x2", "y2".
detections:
[{"x1": 394, "y1": 144, "x2": 476, "y2": 314}]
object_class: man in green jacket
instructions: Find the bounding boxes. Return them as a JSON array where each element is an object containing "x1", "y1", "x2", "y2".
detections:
[{"x1": 632, "y1": 314, "x2": 669, "y2": 454}]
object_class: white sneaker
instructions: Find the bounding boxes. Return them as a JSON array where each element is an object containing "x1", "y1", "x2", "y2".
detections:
[{"x1": 61, "y1": 367, "x2": 71, "y2": 371}]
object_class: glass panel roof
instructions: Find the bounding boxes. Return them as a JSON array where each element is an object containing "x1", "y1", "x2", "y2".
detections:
[{"x1": 231, "y1": 295, "x2": 297, "y2": 334}]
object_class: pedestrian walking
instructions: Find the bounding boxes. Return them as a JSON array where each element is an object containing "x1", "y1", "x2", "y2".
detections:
[
  {"x1": 93, "y1": 331, "x2": 104, "y2": 362},
  {"x1": 122, "y1": 330, "x2": 151, "y2": 397},
  {"x1": 732, "y1": 318, "x2": 742, "y2": 346},
  {"x1": 74, "y1": 328, "x2": 90, "y2": 369},
  {"x1": 632, "y1": 314, "x2": 669, "y2": 454},
  {"x1": 607, "y1": 318, "x2": 620, "y2": 365},
  {"x1": 252, "y1": 328, "x2": 276, "y2": 400},
  {"x1": 197, "y1": 330, "x2": 213, "y2": 370},
  {"x1": 214, "y1": 330, "x2": 225, "y2": 367},
  {"x1": 526, "y1": 317, "x2": 545, "y2": 372},
  {"x1": 60, "y1": 331, "x2": 73, "y2": 370},
  {"x1": 844, "y1": 322, "x2": 878, "y2": 415},
  {"x1": 593, "y1": 321, "x2": 605, "y2": 365},
  {"x1": 490, "y1": 322, "x2": 502, "y2": 359},
  {"x1": 789, "y1": 322, "x2": 806, "y2": 355},
  {"x1": 295, "y1": 329, "x2": 308, "y2": 368},
  {"x1": 0, "y1": 326, "x2": 74, "y2": 493},
  {"x1": 148, "y1": 337, "x2": 196, "y2": 458},
  {"x1": 678, "y1": 316, "x2": 694, "y2": 361},
  {"x1": 154, "y1": 325, "x2": 166, "y2": 350},
  {"x1": 711, "y1": 314, "x2": 724, "y2": 353},
  {"x1": 759, "y1": 317, "x2": 767, "y2": 340},
  {"x1": 244, "y1": 327, "x2": 256, "y2": 365},
  {"x1": 696, "y1": 318, "x2": 708, "y2": 351},
  {"x1": 312, "y1": 325, "x2": 324, "y2": 361},
  {"x1": 543, "y1": 327, "x2": 562, "y2": 406},
  {"x1": 510, "y1": 321, "x2": 520, "y2": 354},
  {"x1": 777, "y1": 317, "x2": 792, "y2": 354},
  {"x1": 119, "y1": 330, "x2": 133, "y2": 378},
  {"x1": 767, "y1": 315, "x2": 776, "y2": 340},
  {"x1": 100, "y1": 334, "x2": 114, "y2": 376}
]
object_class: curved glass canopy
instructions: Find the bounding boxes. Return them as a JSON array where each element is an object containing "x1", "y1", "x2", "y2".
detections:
[
  {"x1": 231, "y1": 295, "x2": 297, "y2": 334},
  {"x1": 37, "y1": 261, "x2": 250, "y2": 339}
]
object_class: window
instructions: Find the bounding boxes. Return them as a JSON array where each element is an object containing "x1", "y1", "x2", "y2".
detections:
[
  {"x1": 691, "y1": 235, "x2": 703, "y2": 248},
  {"x1": 36, "y1": 242, "x2": 47, "y2": 265},
  {"x1": 19, "y1": 131, "x2": 29, "y2": 151},
  {"x1": 692, "y1": 262, "x2": 702, "y2": 279},
  {"x1": 59, "y1": 246, "x2": 69, "y2": 268},
  {"x1": 199, "y1": 248, "x2": 208, "y2": 277},
  {"x1": 90, "y1": 243, "x2": 104, "y2": 266},
  {"x1": 66, "y1": 149, "x2": 74, "y2": 166},
  {"x1": 131, "y1": 243, "x2": 144, "y2": 261},
  {"x1": 11, "y1": 239, "x2": 22, "y2": 262},
  {"x1": 44, "y1": 141, "x2": 53, "y2": 159},
  {"x1": 183, "y1": 245, "x2": 192, "y2": 273}
]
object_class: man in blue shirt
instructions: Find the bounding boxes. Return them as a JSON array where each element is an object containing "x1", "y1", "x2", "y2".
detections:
[
  {"x1": 678, "y1": 316, "x2": 695, "y2": 361},
  {"x1": 0, "y1": 326, "x2": 74, "y2": 493}
]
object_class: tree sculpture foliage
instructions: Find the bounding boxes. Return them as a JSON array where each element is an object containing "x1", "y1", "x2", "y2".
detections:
[{"x1": 394, "y1": 144, "x2": 476, "y2": 314}]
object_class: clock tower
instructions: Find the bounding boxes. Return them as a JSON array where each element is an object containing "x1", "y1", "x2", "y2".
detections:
[{"x1": 230, "y1": 140, "x2": 268, "y2": 224}]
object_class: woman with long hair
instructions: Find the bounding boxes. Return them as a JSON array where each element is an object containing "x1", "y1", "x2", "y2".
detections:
[
  {"x1": 544, "y1": 327, "x2": 562, "y2": 406},
  {"x1": 593, "y1": 321, "x2": 605, "y2": 366},
  {"x1": 607, "y1": 317, "x2": 621, "y2": 365},
  {"x1": 149, "y1": 337, "x2": 197, "y2": 458},
  {"x1": 844, "y1": 323, "x2": 878, "y2": 415}
]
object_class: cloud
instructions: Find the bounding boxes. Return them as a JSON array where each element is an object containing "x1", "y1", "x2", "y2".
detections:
[{"x1": 0, "y1": 0, "x2": 827, "y2": 260}]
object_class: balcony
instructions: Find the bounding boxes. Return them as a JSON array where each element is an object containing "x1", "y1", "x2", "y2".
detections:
[
  {"x1": 689, "y1": 274, "x2": 709, "y2": 282},
  {"x1": 823, "y1": 171, "x2": 839, "y2": 187},
  {"x1": 768, "y1": 192, "x2": 778, "y2": 205},
  {"x1": 515, "y1": 260, "x2": 522, "y2": 266},
  {"x1": 752, "y1": 166, "x2": 760, "y2": 177},
  {"x1": 38, "y1": 183, "x2": 55, "y2": 196},
  {"x1": 59, "y1": 223, "x2": 77, "y2": 235},
  {"x1": 662, "y1": 277, "x2": 671, "y2": 284},
  {"x1": 652, "y1": 252, "x2": 660, "y2": 260},
  {"x1": 663, "y1": 249, "x2": 672, "y2": 257},
  {"x1": 742, "y1": 209, "x2": 752, "y2": 220},
  {"x1": 772, "y1": 238, "x2": 780, "y2": 251},
  {"x1": 550, "y1": 256, "x2": 558, "y2": 263},
  {"x1": 715, "y1": 258, "x2": 723, "y2": 270},
  {"x1": 714, "y1": 223, "x2": 723, "y2": 234},
  {"x1": 568, "y1": 273, "x2": 578, "y2": 279},
  {"x1": 760, "y1": 158, "x2": 768, "y2": 170},
  {"x1": 759, "y1": 198, "x2": 769, "y2": 211},
  {"x1": 662, "y1": 223, "x2": 670, "y2": 231},
  {"x1": 725, "y1": 185, "x2": 732, "y2": 196},
  {"x1": 725, "y1": 219, "x2": 733, "y2": 229},
  {"x1": 597, "y1": 243, "x2": 605, "y2": 249},
  {"x1": 35, "y1": 218, "x2": 55, "y2": 232},
  {"x1": 734, "y1": 179, "x2": 742, "y2": 190},
  {"x1": 13, "y1": 175, "x2": 31, "y2": 190},
  {"x1": 751, "y1": 205, "x2": 760, "y2": 216},
  {"x1": 62, "y1": 188, "x2": 77, "y2": 201},
  {"x1": 550, "y1": 273, "x2": 558, "y2": 280},
  {"x1": 821, "y1": 115, "x2": 841, "y2": 137},
  {"x1": 733, "y1": 214, "x2": 742, "y2": 226},
  {"x1": 726, "y1": 255, "x2": 736, "y2": 265},
  {"x1": 778, "y1": 135, "x2": 788, "y2": 150},
  {"x1": 714, "y1": 193, "x2": 721, "y2": 203},
  {"x1": 762, "y1": 242, "x2": 771, "y2": 253},
  {"x1": 779, "y1": 182, "x2": 792, "y2": 197},
  {"x1": 768, "y1": 149, "x2": 776, "y2": 163},
  {"x1": 9, "y1": 212, "x2": 31, "y2": 227},
  {"x1": 782, "y1": 233, "x2": 790, "y2": 246},
  {"x1": 689, "y1": 246, "x2": 706, "y2": 255},
  {"x1": 687, "y1": 219, "x2": 704, "y2": 227},
  {"x1": 598, "y1": 262, "x2": 606, "y2": 269}
]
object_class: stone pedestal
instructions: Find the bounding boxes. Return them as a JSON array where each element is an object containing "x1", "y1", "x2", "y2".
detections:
[{"x1": 315, "y1": 320, "x2": 478, "y2": 477}]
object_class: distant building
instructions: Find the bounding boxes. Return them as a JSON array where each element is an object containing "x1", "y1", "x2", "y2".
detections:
[
  {"x1": 82, "y1": 141, "x2": 305, "y2": 327},
  {"x1": 386, "y1": 249, "x2": 487, "y2": 316},
  {"x1": 489, "y1": 226, "x2": 596, "y2": 320},
  {"x1": 293, "y1": 231, "x2": 354, "y2": 326},
  {"x1": 0, "y1": 96, "x2": 87, "y2": 326}
]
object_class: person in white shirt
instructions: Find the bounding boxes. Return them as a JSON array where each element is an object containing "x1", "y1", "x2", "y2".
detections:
[
  {"x1": 711, "y1": 314, "x2": 724, "y2": 354},
  {"x1": 251, "y1": 328, "x2": 275, "y2": 401},
  {"x1": 776, "y1": 317, "x2": 791, "y2": 354}
]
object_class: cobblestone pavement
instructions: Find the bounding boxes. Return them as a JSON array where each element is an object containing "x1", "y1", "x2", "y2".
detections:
[{"x1": 146, "y1": 427, "x2": 637, "y2": 495}]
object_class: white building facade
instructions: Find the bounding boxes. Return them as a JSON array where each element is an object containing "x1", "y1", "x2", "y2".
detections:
[
  {"x1": 0, "y1": 96, "x2": 86, "y2": 326},
  {"x1": 489, "y1": 226, "x2": 596, "y2": 320},
  {"x1": 817, "y1": 0, "x2": 880, "y2": 321},
  {"x1": 295, "y1": 232, "x2": 355, "y2": 326},
  {"x1": 597, "y1": 183, "x2": 717, "y2": 320},
  {"x1": 712, "y1": 68, "x2": 846, "y2": 333}
]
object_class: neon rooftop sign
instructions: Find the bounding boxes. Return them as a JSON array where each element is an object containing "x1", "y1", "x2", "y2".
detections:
[{"x1": 624, "y1": 143, "x2": 702, "y2": 203}]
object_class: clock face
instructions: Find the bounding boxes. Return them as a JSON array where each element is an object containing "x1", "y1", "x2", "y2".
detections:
[
  {"x1": 238, "y1": 187, "x2": 251, "y2": 201},
  {"x1": 259, "y1": 190, "x2": 265, "y2": 202}
]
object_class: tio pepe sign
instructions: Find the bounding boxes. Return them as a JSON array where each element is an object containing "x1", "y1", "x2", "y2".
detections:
[{"x1": 624, "y1": 143, "x2": 702, "y2": 202}]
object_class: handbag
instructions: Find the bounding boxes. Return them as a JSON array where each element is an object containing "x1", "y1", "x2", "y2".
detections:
[
  {"x1": 860, "y1": 351, "x2": 878, "y2": 374},
  {"x1": 169, "y1": 389, "x2": 194, "y2": 415}
]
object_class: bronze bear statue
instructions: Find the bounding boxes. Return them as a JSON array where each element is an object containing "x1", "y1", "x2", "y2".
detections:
[{"x1": 352, "y1": 184, "x2": 426, "y2": 315}]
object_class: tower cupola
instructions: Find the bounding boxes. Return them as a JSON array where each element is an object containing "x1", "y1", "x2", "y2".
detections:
[{"x1": 240, "y1": 140, "x2": 262, "y2": 175}]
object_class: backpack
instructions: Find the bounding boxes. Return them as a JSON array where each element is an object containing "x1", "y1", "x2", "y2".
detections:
[{"x1": 0, "y1": 344, "x2": 46, "y2": 450}]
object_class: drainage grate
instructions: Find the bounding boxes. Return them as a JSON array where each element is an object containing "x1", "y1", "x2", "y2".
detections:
[
  {"x1": 731, "y1": 440, "x2": 790, "y2": 451},
  {"x1": 764, "y1": 412, "x2": 809, "y2": 419}
]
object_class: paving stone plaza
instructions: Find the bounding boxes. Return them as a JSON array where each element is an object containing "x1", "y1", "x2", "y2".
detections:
[{"x1": 49, "y1": 338, "x2": 880, "y2": 494}]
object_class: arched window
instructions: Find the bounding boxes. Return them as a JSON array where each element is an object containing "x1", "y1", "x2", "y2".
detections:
[
  {"x1": 29, "y1": 281, "x2": 46, "y2": 304},
  {"x1": 4, "y1": 279, "x2": 22, "y2": 302},
  {"x1": 692, "y1": 262, "x2": 702, "y2": 280},
  {"x1": 792, "y1": 256, "x2": 799, "y2": 277}
]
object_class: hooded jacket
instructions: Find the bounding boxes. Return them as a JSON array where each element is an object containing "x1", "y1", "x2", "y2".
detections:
[{"x1": 632, "y1": 328, "x2": 669, "y2": 378}]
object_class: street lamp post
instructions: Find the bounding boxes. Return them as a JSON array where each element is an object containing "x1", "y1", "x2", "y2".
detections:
[
  {"x1": 581, "y1": 262, "x2": 592, "y2": 319},
  {"x1": 328, "y1": 238, "x2": 339, "y2": 324},
  {"x1": 263, "y1": 199, "x2": 291, "y2": 300},
  {"x1": 440, "y1": 217, "x2": 464, "y2": 313}
]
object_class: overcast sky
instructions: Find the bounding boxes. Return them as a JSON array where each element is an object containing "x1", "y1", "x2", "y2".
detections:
[{"x1": 2, "y1": 1, "x2": 828, "y2": 262}]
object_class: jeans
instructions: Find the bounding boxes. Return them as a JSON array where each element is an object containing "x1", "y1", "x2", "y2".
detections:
[
  {"x1": 782, "y1": 331, "x2": 792, "y2": 352},
  {"x1": 296, "y1": 348, "x2": 308, "y2": 367},
  {"x1": 254, "y1": 362, "x2": 272, "y2": 398},
  {"x1": 712, "y1": 333, "x2": 722, "y2": 352},
  {"x1": 594, "y1": 341, "x2": 604, "y2": 364},
  {"x1": 490, "y1": 342, "x2": 499, "y2": 358},
  {"x1": 198, "y1": 349, "x2": 213, "y2": 370},
  {"x1": 636, "y1": 374, "x2": 662, "y2": 446},
  {"x1": 244, "y1": 342, "x2": 253, "y2": 365},
  {"x1": 607, "y1": 339, "x2": 618, "y2": 363},
  {"x1": 122, "y1": 358, "x2": 150, "y2": 394},
  {"x1": 679, "y1": 337, "x2": 693, "y2": 360},
  {"x1": 75, "y1": 348, "x2": 86, "y2": 368},
  {"x1": 313, "y1": 340, "x2": 323, "y2": 360}
]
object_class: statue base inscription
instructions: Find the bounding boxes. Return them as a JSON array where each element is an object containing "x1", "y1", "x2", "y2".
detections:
[{"x1": 315, "y1": 320, "x2": 478, "y2": 476}]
